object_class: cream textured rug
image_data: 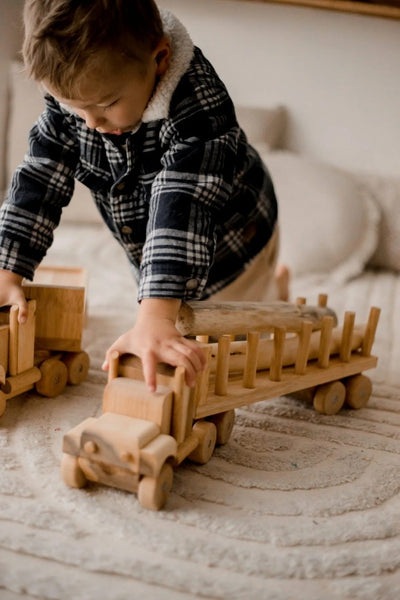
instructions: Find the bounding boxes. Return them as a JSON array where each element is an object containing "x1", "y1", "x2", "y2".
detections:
[{"x1": 1, "y1": 223, "x2": 400, "y2": 600}]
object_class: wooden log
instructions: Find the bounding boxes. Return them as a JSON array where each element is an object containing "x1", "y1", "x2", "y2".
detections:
[{"x1": 176, "y1": 300, "x2": 337, "y2": 337}]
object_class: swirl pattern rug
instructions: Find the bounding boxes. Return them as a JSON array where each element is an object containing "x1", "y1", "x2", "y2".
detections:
[{"x1": 1, "y1": 223, "x2": 400, "y2": 600}]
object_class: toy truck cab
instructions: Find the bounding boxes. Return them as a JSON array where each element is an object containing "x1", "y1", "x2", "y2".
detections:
[
  {"x1": 62, "y1": 379, "x2": 179, "y2": 510},
  {"x1": 61, "y1": 354, "x2": 231, "y2": 510},
  {"x1": 62, "y1": 411, "x2": 177, "y2": 510}
]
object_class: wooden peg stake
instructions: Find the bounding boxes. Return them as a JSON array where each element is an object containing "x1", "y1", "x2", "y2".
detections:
[
  {"x1": 196, "y1": 335, "x2": 209, "y2": 343},
  {"x1": 361, "y1": 306, "x2": 381, "y2": 356},
  {"x1": 195, "y1": 345, "x2": 213, "y2": 407},
  {"x1": 108, "y1": 350, "x2": 120, "y2": 383},
  {"x1": 318, "y1": 293, "x2": 328, "y2": 308},
  {"x1": 243, "y1": 331, "x2": 260, "y2": 388},
  {"x1": 340, "y1": 311, "x2": 355, "y2": 362},
  {"x1": 172, "y1": 366, "x2": 193, "y2": 443},
  {"x1": 295, "y1": 320, "x2": 313, "y2": 375},
  {"x1": 215, "y1": 335, "x2": 231, "y2": 395},
  {"x1": 318, "y1": 315, "x2": 334, "y2": 368},
  {"x1": 270, "y1": 327, "x2": 286, "y2": 382},
  {"x1": 8, "y1": 306, "x2": 19, "y2": 377}
]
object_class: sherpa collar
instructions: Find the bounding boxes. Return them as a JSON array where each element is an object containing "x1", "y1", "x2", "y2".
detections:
[{"x1": 141, "y1": 10, "x2": 194, "y2": 123}]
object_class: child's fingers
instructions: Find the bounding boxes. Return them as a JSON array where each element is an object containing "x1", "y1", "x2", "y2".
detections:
[
  {"x1": 102, "y1": 343, "x2": 121, "y2": 371},
  {"x1": 102, "y1": 332, "x2": 205, "y2": 391},
  {"x1": 16, "y1": 296, "x2": 29, "y2": 324},
  {"x1": 176, "y1": 343, "x2": 201, "y2": 370},
  {"x1": 187, "y1": 339, "x2": 207, "y2": 369},
  {"x1": 143, "y1": 344, "x2": 198, "y2": 390},
  {"x1": 141, "y1": 351, "x2": 157, "y2": 393},
  {"x1": 177, "y1": 341, "x2": 205, "y2": 378},
  {"x1": 166, "y1": 344, "x2": 201, "y2": 388}
]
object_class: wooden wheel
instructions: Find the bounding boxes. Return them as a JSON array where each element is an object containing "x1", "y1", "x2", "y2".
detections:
[
  {"x1": 313, "y1": 381, "x2": 346, "y2": 415},
  {"x1": 36, "y1": 358, "x2": 68, "y2": 397},
  {"x1": 189, "y1": 420, "x2": 217, "y2": 464},
  {"x1": 62, "y1": 351, "x2": 90, "y2": 385},
  {"x1": 209, "y1": 410, "x2": 235, "y2": 445},
  {"x1": 61, "y1": 453, "x2": 87, "y2": 488},
  {"x1": 138, "y1": 462, "x2": 173, "y2": 511},
  {"x1": 345, "y1": 374, "x2": 372, "y2": 409}
]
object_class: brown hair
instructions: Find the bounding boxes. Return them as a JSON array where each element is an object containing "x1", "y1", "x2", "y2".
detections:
[{"x1": 22, "y1": 0, "x2": 164, "y2": 97}]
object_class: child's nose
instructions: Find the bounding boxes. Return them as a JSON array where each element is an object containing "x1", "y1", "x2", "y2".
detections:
[{"x1": 84, "y1": 111, "x2": 105, "y2": 130}]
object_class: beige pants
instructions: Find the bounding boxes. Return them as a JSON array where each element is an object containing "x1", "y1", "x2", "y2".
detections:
[{"x1": 210, "y1": 225, "x2": 280, "y2": 303}]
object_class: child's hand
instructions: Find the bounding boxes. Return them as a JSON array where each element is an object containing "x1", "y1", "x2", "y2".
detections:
[
  {"x1": 102, "y1": 298, "x2": 206, "y2": 392},
  {"x1": 0, "y1": 269, "x2": 28, "y2": 323}
]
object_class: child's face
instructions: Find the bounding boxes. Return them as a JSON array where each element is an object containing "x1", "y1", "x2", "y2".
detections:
[{"x1": 45, "y1": 40, "x2": 170, "y2": 135}]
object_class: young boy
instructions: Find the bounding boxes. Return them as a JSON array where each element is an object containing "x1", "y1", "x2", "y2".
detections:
[{"x1": 0, "y1": 0, "x2": 287, "y2": 392}]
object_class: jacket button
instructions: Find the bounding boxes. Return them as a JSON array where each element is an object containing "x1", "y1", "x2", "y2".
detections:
[
  {"x1": 185, "y1": 278, "x2": 198, "y2": 290},
  {"x1": 117, "y1": 182, "x2": 125, "y2": 191},
  {"x1": 121, "y1": 225, "x2": 132, "y2": 234}
]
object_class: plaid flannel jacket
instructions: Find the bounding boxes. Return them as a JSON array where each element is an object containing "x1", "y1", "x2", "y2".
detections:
[{"x1": 0, "y1": 46, "x2": 277, "y2": 301}]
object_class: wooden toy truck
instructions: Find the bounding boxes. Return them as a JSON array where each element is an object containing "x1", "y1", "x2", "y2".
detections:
[
  {"x1": 61, "y1": 294, "x2": 380, "y2": 510},
  {"x1": 0, "y1": 266, "x2": 89, "y2": 418}
]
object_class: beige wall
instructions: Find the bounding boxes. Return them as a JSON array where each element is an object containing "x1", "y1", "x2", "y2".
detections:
[{"x1": 158, "y1": 0, "x2": 400, "y2": 177}]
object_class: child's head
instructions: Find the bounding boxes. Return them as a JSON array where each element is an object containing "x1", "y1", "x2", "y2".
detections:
[{"x1": 22, "y1": 0, "x2": 171, "y2": 134}]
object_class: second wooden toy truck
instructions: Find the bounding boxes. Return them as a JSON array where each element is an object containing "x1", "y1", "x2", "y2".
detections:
[
  {"x1": 62, "y1": 295, "x2": 380, "y2": 510},
  {"x1": 0, "y1": 266, "x2": 89, "y2": 418}
]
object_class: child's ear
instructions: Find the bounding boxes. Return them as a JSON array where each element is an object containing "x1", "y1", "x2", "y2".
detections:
[{"x1": 154, "y1": 36, "x2": 171, "y2": 76}]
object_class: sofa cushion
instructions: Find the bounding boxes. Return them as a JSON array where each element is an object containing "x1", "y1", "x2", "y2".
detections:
[
  {"x1": 360, "y1": 173, "x2": 400, "y2": 272},
  {"x1": 258, "y1": 150, "x2": 381, "y2": 282},
  {"x1": 235, "y1": 104, "x2": 286, "y2": 152}
]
